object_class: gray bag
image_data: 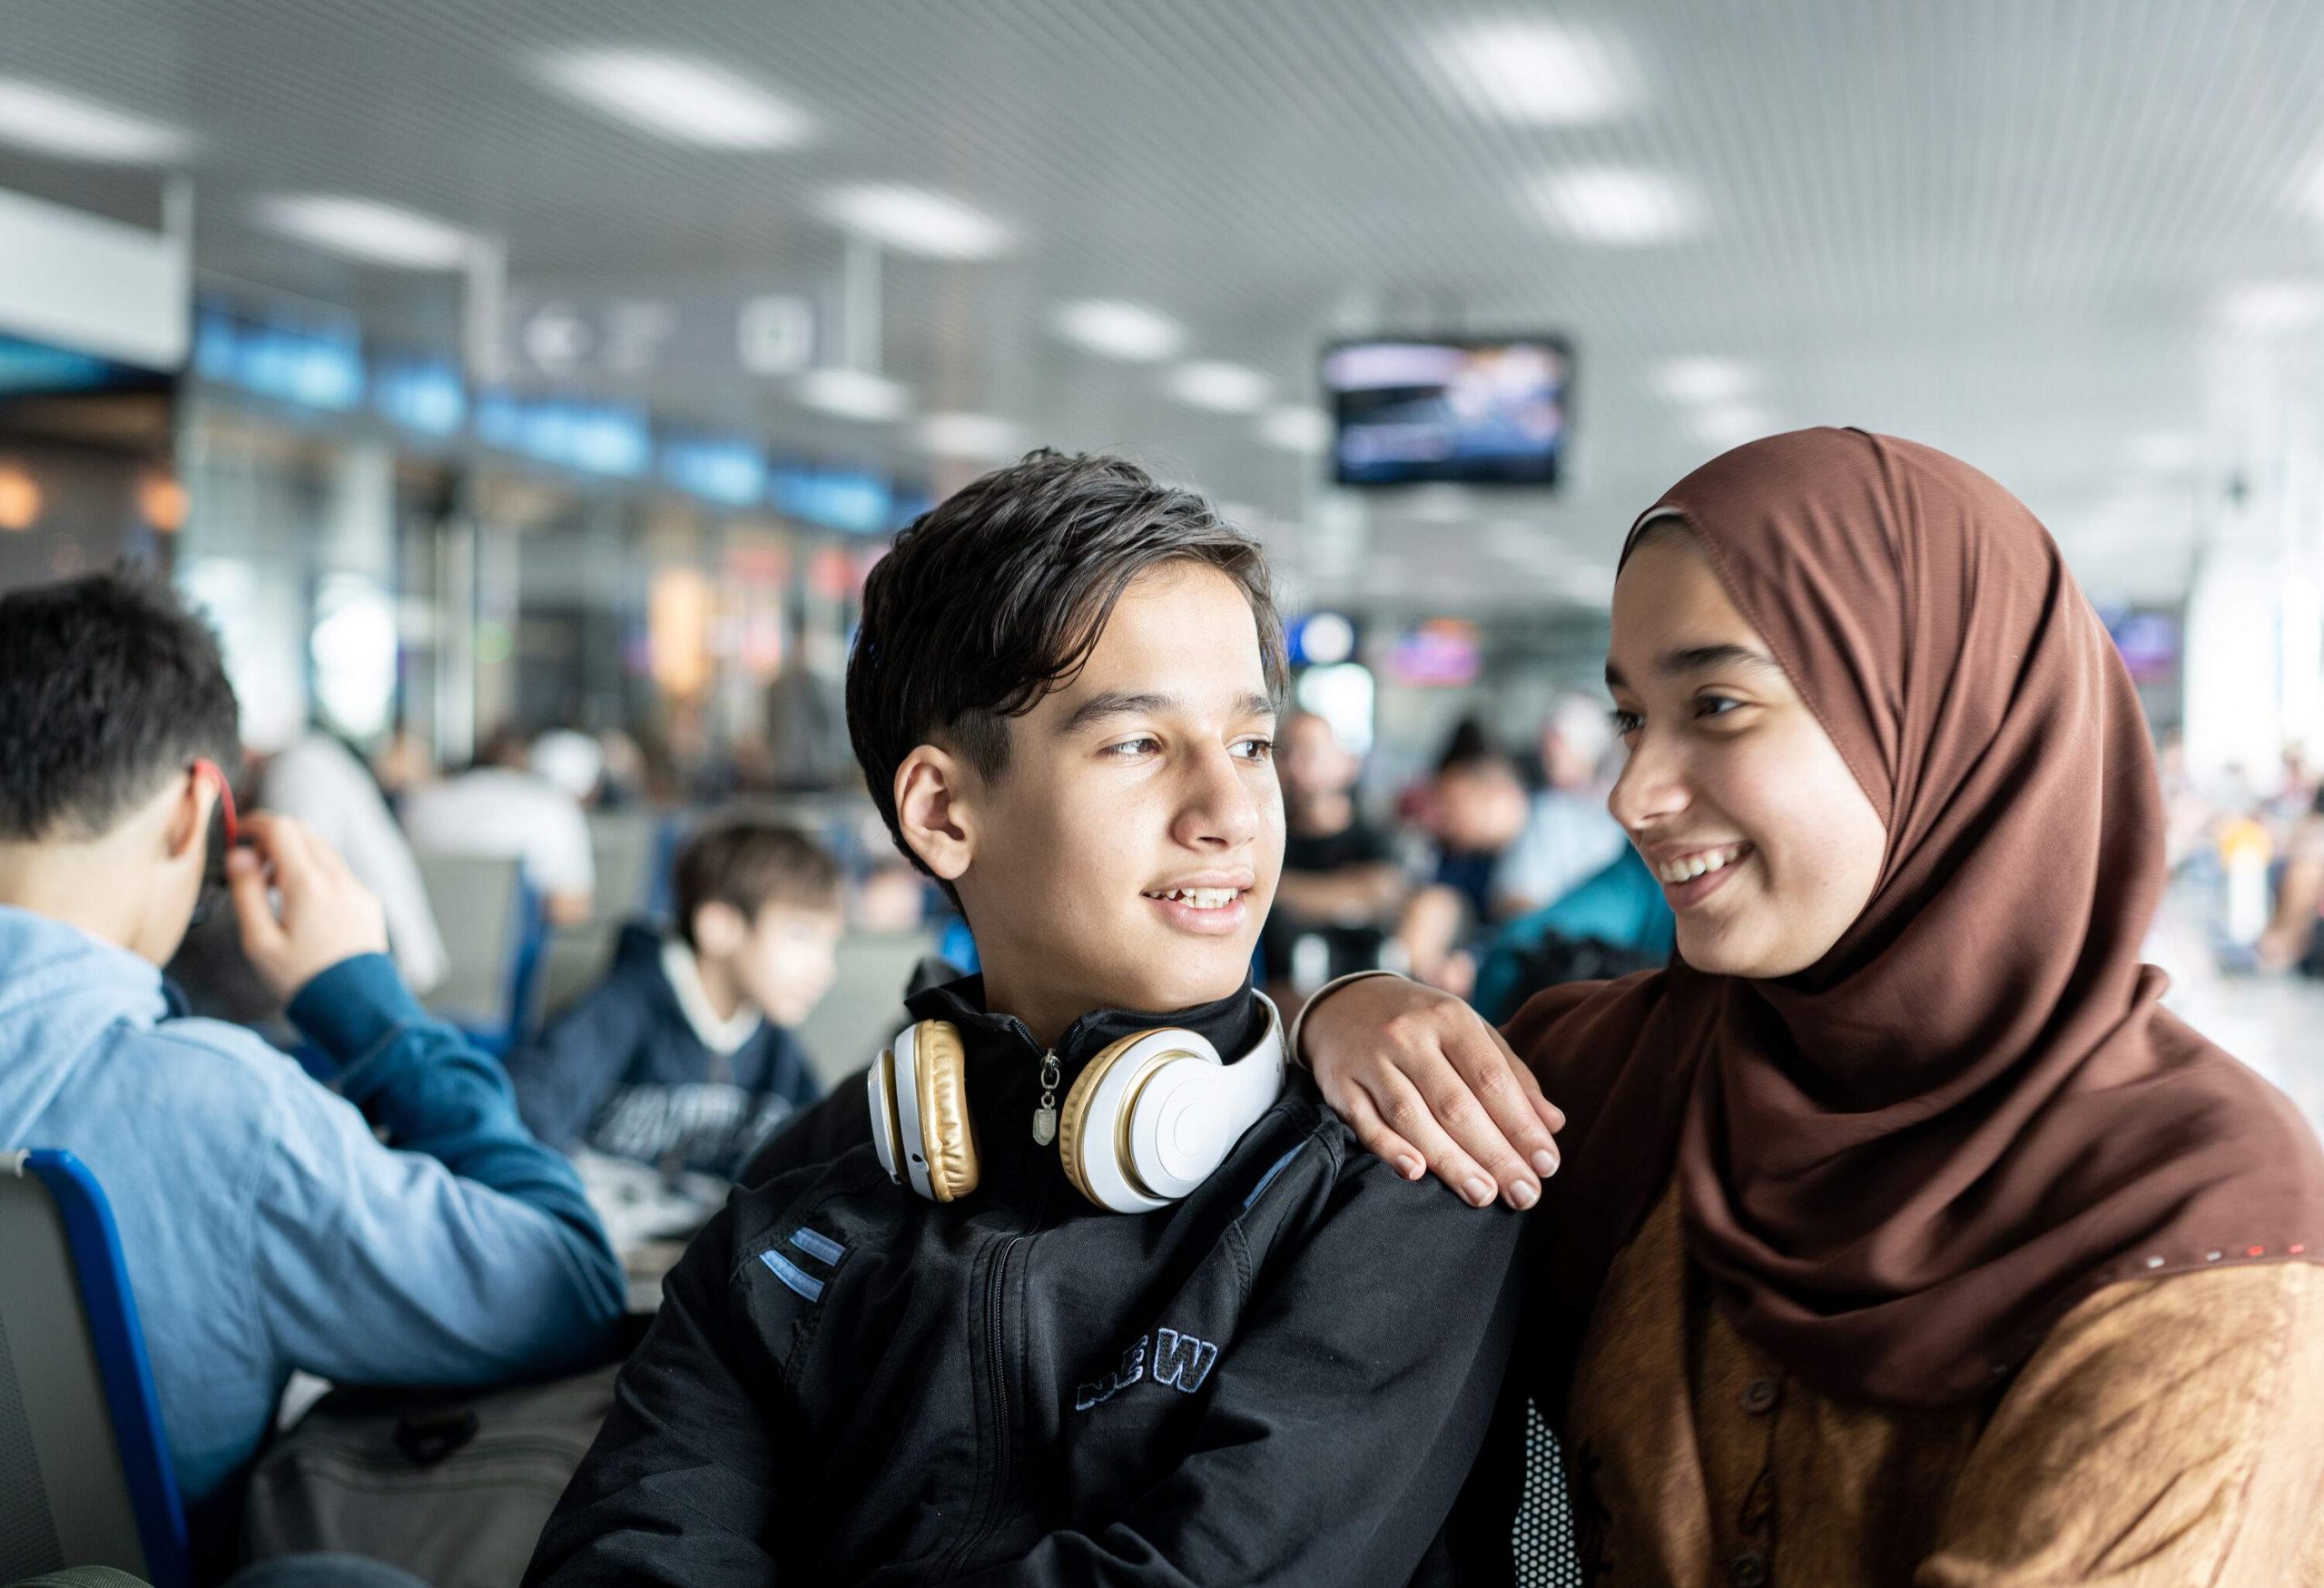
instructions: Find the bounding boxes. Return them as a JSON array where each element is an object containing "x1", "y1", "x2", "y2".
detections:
[{"x1": 240, "y1": 1366, "x2": 618, "y2": 1588}]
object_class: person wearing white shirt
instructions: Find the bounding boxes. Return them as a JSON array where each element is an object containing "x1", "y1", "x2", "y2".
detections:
[
  {"x1": 401, "y1": 750, "x2": 596, "y2": 927},
  {"x1": 261, "y1": 732, "x2": 449, "y2": 995}
]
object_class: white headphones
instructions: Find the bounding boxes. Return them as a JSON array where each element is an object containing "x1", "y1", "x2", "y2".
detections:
[{"x1": 868, "y1": 995, "x2": 1286, "y2": 1214}]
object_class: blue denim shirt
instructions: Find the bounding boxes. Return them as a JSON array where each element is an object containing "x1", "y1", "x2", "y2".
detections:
[{"x1": 0, "y1": 906, "x2": 625, "y2": 1512}]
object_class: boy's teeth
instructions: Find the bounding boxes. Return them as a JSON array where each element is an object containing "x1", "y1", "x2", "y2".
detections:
[
  {"x1": 1657, "y1": 845, "x2": 1745, "y2": 885},
  {"x1": 1154, "y1": 887, "x2": 1236, "y2": 909}
]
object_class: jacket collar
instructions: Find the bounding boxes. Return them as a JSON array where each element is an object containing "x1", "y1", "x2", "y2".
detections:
[{"x1": 903, "y1": 973, "x2": 1267, "y2": 1078}]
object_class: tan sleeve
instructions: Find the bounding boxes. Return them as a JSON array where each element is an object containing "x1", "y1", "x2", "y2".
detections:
[{"x1": 1915, "y1": 1261, "x2": 2324, "y2": 1587}]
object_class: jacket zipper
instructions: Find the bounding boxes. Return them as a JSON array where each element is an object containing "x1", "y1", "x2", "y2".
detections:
[{"x1": 943, "y1": 1230, "x2": 1022, "y2": 1575}]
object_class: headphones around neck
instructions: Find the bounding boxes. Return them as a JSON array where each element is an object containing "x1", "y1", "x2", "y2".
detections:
[{"x1": 868, "y1": 995, "x2": 1286, "y2": 1214}]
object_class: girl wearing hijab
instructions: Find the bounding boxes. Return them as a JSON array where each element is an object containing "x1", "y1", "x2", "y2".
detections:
[{"x1": 1297, "y1": 429, "x2": 2324, "y2": 1583}]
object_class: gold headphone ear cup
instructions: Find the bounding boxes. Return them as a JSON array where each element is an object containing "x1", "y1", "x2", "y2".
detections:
[
  {"x1": 914, "y1": 1021, "x2": 979, "y2": 1203},
  {"x1": 1058, "y1": 1031, "x2": 1145, "y2": 1208}
]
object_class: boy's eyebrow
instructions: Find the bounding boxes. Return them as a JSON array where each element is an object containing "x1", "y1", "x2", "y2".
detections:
[
  {"x1": 1054, "y1": 689, "x2": 1279, "y2": 735},
  {"x1": 1056, "y1": 690, "x2": 1175, "y2": 735},
  {"x1": 1605, "y1": 643, "x2": 1781, "y2": 692}
]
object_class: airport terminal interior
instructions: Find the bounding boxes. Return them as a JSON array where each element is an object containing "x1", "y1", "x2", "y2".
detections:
[{"x1": 6, "y1": 4, "x2": 2324, "y2": 1586}]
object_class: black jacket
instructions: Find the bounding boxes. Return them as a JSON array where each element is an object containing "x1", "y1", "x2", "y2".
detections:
[
  {"x1": 527, "y1": 977, "x2": 1523, "y2": 1587},
  {"x1": 506, "y1": 923, "x2": 821, "y2": 1179}
]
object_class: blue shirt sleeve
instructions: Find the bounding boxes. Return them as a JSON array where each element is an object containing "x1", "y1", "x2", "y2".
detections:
[{"x1": 261, "y1": 953, "x2": 626, "y2": 1385}]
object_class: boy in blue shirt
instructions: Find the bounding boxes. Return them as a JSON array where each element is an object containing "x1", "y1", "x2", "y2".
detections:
[{"x1": 0, "y1": 572, "x2": 624, "y2": 1558}]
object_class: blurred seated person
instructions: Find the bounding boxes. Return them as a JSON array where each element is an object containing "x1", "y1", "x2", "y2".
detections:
[
  {"x1": 531, "y1": 727, "x2": 607, "y2": 809},
  {"x1": 504, "y1": 814, "x2": 840, "y2": 1196},
  {"x1": 1393, "y1": 734, "x2": 1531, "y2": 994},
  {"x1": 1470, "y1": 845, "x2": 1676, "y2": 1021},
  {"x1": 1260, "y1": 709, "x2": 1406, "y2": 989},
  {"x1": 402, "y1": 725, "x2": 596, "y2": 926},
  {"x1": 1490, "y1": 690, "x2": 1627, "y2": 919},
  {"x1": 261, "y1": 729, "x2": 448, "y2": 994},
  {"x1": 2258, "y1": 781, "x2": 2324, "y2": 972},
  {"x1": 0, "y1": 574, "x2": 622, "y2": 1562}
]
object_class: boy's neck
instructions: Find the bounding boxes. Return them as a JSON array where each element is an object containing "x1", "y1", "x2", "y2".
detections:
[
  {"x1": 688, "y1": 944, "x2": 747, "y2": 1023},
  {"x1": 0, "y1": 840, "x2": 156, "y2": 959}
]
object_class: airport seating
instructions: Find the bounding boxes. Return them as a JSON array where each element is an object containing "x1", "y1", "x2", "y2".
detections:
[
  {"x1": 410, "y1": 851, "x2": 546, "y2": 1055},
  {"x1": 534, "y1": 811, "x2": 672, "y2": 1020},
  {"x1": 794, "y1": 931, "x2": 939, "y2": 1088},
  {"x1": 0, "y1": 1149, "x2": 191, "y2": 1588}
]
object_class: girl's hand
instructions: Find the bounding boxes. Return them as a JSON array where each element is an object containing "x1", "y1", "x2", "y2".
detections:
[{"x1": 1300, "y1": 977, "x2": 1562, "y2": 1209}]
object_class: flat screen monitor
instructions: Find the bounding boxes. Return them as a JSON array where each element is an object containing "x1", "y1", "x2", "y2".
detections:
[{"x1": 1323, "y1": 336, "x2": 1571, "y2": 487}]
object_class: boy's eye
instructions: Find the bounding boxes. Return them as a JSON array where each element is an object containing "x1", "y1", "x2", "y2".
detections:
[
  {"x1": 1103, "y1": 735, "x2": 1162, "y2": 758},
  {"x1": 1233, "y1": 735, "x2": 1275, "y2": 763}
]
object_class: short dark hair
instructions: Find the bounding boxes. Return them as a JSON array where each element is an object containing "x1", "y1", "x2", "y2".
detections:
[
  {"x1": 0, "y1": 571, "x2": 241, "y2": 841},
  {"x1": 846, "y1": 449, "x2": 1285, "y2": 884},
  {"x1": 672, "y1": 812, "x2": 842, "y2": 950}
]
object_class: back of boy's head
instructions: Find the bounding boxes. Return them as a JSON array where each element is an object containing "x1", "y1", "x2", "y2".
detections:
[
  {"x1": 846, "y1": 449, "x2": 1286, "y2": 886},
  {"x1": 673, "y1": 814, "x2": 842, "y2": 951},
  {"x1": 0, "y1": 571, "x2": 241, "y2": 842}
]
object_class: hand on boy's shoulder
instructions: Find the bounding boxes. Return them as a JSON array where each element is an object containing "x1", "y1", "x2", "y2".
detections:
[{"x1": 734, "y1": 1068, "x2": 874, "y2": 1188}]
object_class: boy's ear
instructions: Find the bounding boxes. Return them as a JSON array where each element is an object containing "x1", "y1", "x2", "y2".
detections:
[
  {"x1": 893, "y1": 745, "x2": 974, "y2": 882},
  {"x1": 162, "y1": 769, "x2": 207, "y2": 863},
  {"x1": 693, "y1": 900, "x2": 748, "y2": 958}
]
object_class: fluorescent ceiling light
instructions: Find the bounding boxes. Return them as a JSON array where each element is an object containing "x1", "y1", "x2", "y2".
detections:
[
  {"x1": 0, "y1": 78, "x2": 192, "y2": 163},
  {"x1": 253, "y1": 195, "x2": 478, "y2": 270},
  {"x1": 920, "y1": 411, "x2": 1020, "y2": 459},
  {"x1": 821, "y1": 184, "x2": 1011, "y2": 260},
  {"x1": 1421, "y1": 20, "x2": 1639, "y2": 124},
  {"x1": 1257, "y1": 405, "x2": 1332, "y2": 454},
  {"x1": 1166, "y1": 361, "x2": 1271, "y2": 414},
  {"x1": 1052, "y1": 300, "x2": 1184, "y2": 362},
  {"x1": 1531, "y1": 165, "x2": 1703, "y2": 246},
  {"x1": 1686, "y1": 402, "x2": 1775, "y2": 451},
  {"x1": 534, "y1": 49, "x2": 812, "y2": 149},
  {"x1": 2217, "y1": 281, "x2": 2324, "y2": 333},
  {"x1": 1652, "y1": 357, "x2": 1758, "y2": 406},
  {"x1": 794, "y1": 367, "x2": 911, "y2": 421}
]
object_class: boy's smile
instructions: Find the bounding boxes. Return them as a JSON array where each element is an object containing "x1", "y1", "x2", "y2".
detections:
[{"x1": 921, "y1": 561, "x2": 1285, "y2": 1043}]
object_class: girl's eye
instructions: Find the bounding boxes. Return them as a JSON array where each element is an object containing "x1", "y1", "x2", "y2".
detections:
[
  {"x1": 1610, "y1": 708, "x2": 1643, "y2": 737},
  {"x1": 1233, "y1": 735, "x2": 1276, "y2": 763},
  {"x1": 1695, "y1": 694, "x2": 1746, "y2": 721}
]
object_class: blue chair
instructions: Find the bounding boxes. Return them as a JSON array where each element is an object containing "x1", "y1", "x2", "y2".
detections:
[{"x1": 0, "y1": 1149, "x2": 191, "y2": 1588}]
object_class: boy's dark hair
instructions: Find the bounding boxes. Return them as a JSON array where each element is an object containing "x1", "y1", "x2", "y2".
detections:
[
  {"x1": 846, "y1": 449, "x2": 1285, "y2": 887},
  {"x1": 673, "y1": 813, "x2": 842, "y2": 950},
  {"x1": 0, "y1": 571, "x2": 241, "y2": 841}
]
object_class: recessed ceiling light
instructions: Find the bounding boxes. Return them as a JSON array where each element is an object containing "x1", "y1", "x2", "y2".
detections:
[
  {"x1": 1257, "y1": 406, "x2": 1332, "y2": 454},
  {"x1": 1421, "y1": 20, "x2": 1639, "y2": 124},
  {"x1": 1052, "y1": 300, "x2": 1184, "y2": 362},
  {"x1": 794, "y1": 367, "x2": 911, "y2": 421},
  {"x1": 1652, "y1": 357, "x2": 1758, "y2": 406},
  {"x1": 2217, "y1": 281, "x2": 2324, "y2": 333},
  {"x1": 1531, "y1": 165, "x2": 1703, "y2": 246},
  {"x1": 1686, "y1": 402, "x2": 1774, "y2": 451},
  {"x1": 1166, "y1": 361, "x2": 1271, "y2": 414},
  {"x1": 919, "y1": 411, "x2": 1020, "y2": 459},
  {"x1": 533, "y1": 49, "x2": 813, "y2": 148},
  {"x1": 821, "y1": 185, "x2": 1011, "y2": 260},
  {"x1": 253, "y1": 195, "x2": 478, "y2": 270},
  {"x1": 0, "y1": 78, "x2": 192, "y2": 163}
]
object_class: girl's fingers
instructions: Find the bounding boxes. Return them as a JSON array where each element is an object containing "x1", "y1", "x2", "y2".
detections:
[
  {"x1": 1371, "y1": 1068, "x2": 1515, "y2": 1210},
  {"x1": 1330, "y1": 1084, "x2": 1427, "y2": 1183},
  {"x1": 1441, "y1": 1015, "x2": 1562, "y2": 1179}
]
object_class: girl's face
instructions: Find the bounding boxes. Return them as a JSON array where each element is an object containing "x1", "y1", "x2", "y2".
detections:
[{"x1": 1605, "y1": 529, "x2": 1887, "y2": 979}]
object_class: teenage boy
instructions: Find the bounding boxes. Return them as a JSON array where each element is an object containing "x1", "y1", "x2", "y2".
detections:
[
  {"x1": 529, "y1": 452, "x2": 1523, "y2": 1588},
  {"x1": 506, "y1": 815, "x2": 840, "y2": 1180},
  {"x1": 0, "y1": 573, "x2": 625, "y2": 1553}
]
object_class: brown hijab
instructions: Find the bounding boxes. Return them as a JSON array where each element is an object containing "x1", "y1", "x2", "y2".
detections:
[{"x1": 1512, "y1": 427, "x2": 2324, "y2": 1411}]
